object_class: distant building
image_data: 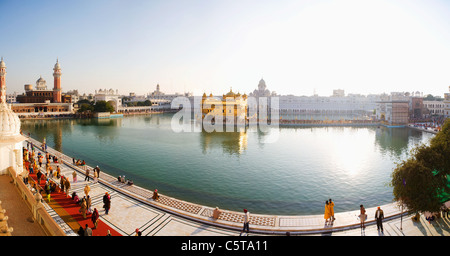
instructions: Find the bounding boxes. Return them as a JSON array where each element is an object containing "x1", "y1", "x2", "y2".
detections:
[
  {"x1": 423, "y1": 100, "x2": 445, "y2": 116},
  {"x1": 16, "y1": 59, "x2": 63, "y2": 103},
  {"x1": 279, "y1": 93, "x2": 379, "y2": 120},
  {"x1": 147, "y1": 84, "x2": 192, "y2": 107},
  {"x1": 65, "y1": 90, "x2": 80, "y2": 103},
  {"x1": 94, "y1": 88, "x2": 122, "y2": 111},
  {"x1": 201, "y1": 88, "x2": 248, "y2": 124},
  {"x1": 6, "y1": 92, "x2": 18, "y2": 103},
  {"x1": 11, "y1": 59, "x2": 76, "y2": 117},
  {"x1": 332, "y1": 89, "x2": 345, "y2": 97},
  {"x1": 410, "y1": 97, "x2": 425, "y2": 119},
  {"x1": 376, "y1": 100, "x2": 409, "y2": 126},
  {"x1": 249, "y1": 78, "x2": 276, "y2": 98},
  {"x1": 376, "y1": 93, "x2": 410, "y2": 126},
  {"x1": 444, "y1": 86, "x2": 450, "y2": 118},
  {"x1": 11, "y1": 102, "x2": 73, "y2": 117},
  {"x1": 122, "y1": 92, "x2": 148, "y2": 105}
]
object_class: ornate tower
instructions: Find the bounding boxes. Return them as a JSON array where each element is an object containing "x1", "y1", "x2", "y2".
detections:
[
  {"x1": 0, "y1": 57, "x2": 26, "y2": 176},
  {"x1": 53, "y1": 58, "x2": 62, "y2": 103},
  {"x1": 0, "y1": 57, "x2": 6, "y2": 104}
]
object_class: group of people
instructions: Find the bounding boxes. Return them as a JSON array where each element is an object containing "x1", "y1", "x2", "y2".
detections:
[
  {"x1": 74, "y1": 188, "x2": 111, "y2": 235},
  {"x1": 25, "y1": 141, "x2": 113, "y2": 236},
  {"x1": 359, "y1": 204, "x2": 385, "y2": 233},
  {"x1": 74, "y1": 159, "x2": 86, "y2": 166},
  {"x1": 83, "y1": 165, "x2": 101, "y2": 183},
  {"x1": 118, "y1": 175, "x2": 134, "y2": 185},
  {"x1": 324, "y1": 200, "x2": 386, "y2": 233}
]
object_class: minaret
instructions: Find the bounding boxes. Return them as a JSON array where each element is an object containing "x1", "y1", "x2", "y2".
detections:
[
  {"x1": 53, "y1": 58, "x2": 62, "y2": 103},
  {"x1": 0, "y1": 57, "x2": 7, "y2": 104}
]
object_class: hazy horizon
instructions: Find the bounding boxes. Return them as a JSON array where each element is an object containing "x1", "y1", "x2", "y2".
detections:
[{"x1": 1, "y1": 0, "x2": 449, "y2": 97}]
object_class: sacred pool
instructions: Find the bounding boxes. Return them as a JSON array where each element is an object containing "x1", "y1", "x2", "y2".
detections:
[{"x1": 20, "y1": 114, "x2": 434, "y2": 215}]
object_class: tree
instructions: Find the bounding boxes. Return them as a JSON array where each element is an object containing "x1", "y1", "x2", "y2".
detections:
[
  {"x1": 93, "y1": 101, "x2": 115, "y2": 113},
  {"x1": 77, "y1": 103, "x2": 94, "y2": 113},
  {"x1": 390, "y1": 119, "x2": 450, "y2": 215},
  {"x1": 77, "y1": 99, "x2": 92, "y2": 105}
]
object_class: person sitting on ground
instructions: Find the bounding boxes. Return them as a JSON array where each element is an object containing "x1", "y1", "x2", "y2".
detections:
[
  {"x1": 213, "y1": 207, "x2": 221, "y2": 219},
  {"x1": 152, "y1": 189, "x2": 159, "y2": 200}
]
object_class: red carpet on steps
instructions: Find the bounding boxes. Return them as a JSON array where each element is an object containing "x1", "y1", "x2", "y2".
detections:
[{"x1": 26, "y1": 164, "x2": 122, "y2": 236}]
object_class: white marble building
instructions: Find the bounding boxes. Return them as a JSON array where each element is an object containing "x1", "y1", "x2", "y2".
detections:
[
  {"x1": 0, "y1": 58, "x2": 26, "y2": 175},
  {"x1": 94, "y1": 88, "x2": 122, "y2": 111}
]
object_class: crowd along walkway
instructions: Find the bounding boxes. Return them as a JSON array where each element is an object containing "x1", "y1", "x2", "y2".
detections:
[{"x1": 24, "y1": 137, "x2": 450, "y2": 236}]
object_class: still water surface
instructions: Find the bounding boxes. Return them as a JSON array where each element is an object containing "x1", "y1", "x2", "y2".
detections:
[{"x1": 21, "y1": 114, "x2": 434, "y2": 215}]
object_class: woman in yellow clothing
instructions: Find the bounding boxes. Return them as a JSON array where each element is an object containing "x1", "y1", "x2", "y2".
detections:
[
  {"x1": 328, "y1": 198, "x2": 335, "y2": 222},
  {"x1": 324, "y1": 200, "x2": 331, "y2": 225}
]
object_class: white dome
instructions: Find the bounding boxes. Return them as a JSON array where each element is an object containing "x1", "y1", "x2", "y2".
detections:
[
  {"x1": 0, "y1": 103, "x2": 21, "y2": 138},
  {"x1": 36, "y1": 76, "x2": 46, "y2": 83}
]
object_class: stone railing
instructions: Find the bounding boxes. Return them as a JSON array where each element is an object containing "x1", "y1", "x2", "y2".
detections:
[
  {"x1": 0, "y1": 201, "x2": 13, "y2": 236},
  {"x1": 6, "y1": 167, "x2": 67, "y2": 236}
]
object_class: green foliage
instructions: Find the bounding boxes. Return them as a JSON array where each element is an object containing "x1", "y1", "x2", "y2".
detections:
[
  {"x1": 93, "y1": 101, "x2": 115, "y2": 113},
  {"x1": 77, "y1": 103, "x2": 94, "y2": 113},
  {"x1": 390, "y1": 119, "x2": 450, "y2": 213},
  {"x1": 126, "y1": 100, "x2": 152, "y2": 106},
  {"x1": 423, "y1": 94, "x2": 443, "y2": 101},
  {"x1": 77, "y1": 99, "x2": 92, "y2": 105}
]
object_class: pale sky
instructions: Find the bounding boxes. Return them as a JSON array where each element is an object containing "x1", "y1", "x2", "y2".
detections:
[{"x1": 1, "y1": 0, "x2": 449, "y2": 97}]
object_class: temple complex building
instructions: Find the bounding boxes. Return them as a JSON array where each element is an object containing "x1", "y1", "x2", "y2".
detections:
[
  {"x1": 11, "y1": 59, "x2": 75, "y2": 117},
  {"x1": 93, "y1": 88, "x2": 122, "y2": 112},
  {"x1": 0, "y1": 57, "x2": 26, "y2": 175},
  {"x1": 16, "y1": 59, "x2": 64, "y2": 103},
  {"x1": 201, "y1": 88, "x2": 248, "y2": 125}
]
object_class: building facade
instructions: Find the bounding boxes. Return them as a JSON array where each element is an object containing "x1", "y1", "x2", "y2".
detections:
[
  {"x1": 444, "y1": 86, "x2": 450, "y2": 118},
  {"x1": 201, "y1": 89, "x2": 248, "y2": 125},
  {"x1": 16, "y1": 59, "x2": 63, "y2": 103},
  {"x1": 11, "y1": 102, "x2": 73, "y2": 117},
  {"x1": 376, "y1": 100, "x2": 409, "y2": 125},
  {"x1": 148, "y1": 84, "x2": 192, "y2": 106},
  {"x1": 94, "y1": 88, "x2": 122, "y2": 111},
  {"x1": 423, "y1": 100, "x2": 445, "y2": 116}
]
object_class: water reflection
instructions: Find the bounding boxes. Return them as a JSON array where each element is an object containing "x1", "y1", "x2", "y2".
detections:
[
  {"x1": 21, "y1": 119, "x2": 70, "y2": 152},
  {"x1": 200, "y1": 130, "x2": 248, "y2": 155},
  {"x1": 374, "y1": 126, "x2": 426, "y2": 159},
  {"x1": 76, "y1": 118, "x2": 122, "y2": 142},
  {"x1": 21, "y1": 118, "x2": 124, "y2": 151},
  {"x1": 19, "y1": 115, "x2": 436, "y2": 214}
]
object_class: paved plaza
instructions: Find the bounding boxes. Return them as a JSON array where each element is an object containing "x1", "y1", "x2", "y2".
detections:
[{"x1": 1, "y1": 137, "x2": 449, "y2": 237}]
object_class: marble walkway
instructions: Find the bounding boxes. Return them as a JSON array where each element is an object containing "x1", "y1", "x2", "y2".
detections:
[{"x1": 24, "y1": 137, "x2": 450, "y2": 236}]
